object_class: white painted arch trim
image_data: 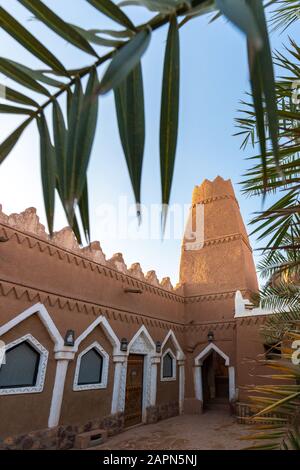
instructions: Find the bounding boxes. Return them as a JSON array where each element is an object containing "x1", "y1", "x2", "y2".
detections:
[
  {"x1": 128, "y1": 325, "x2": 156, "y2": 422},
  {"x1": 161, "y1": 348, "x2": 176, "y2": 382},
  {"x1": 127, "y1": 325, "x2": 156, "y2": 354},
  {"x1": 73, "y1": 341, "x2": 109, "y2": 391},
  {"x1": 0, "y1": 303, "x2": 64, "y2": 350},
  {"x1": 194, "y1": 343, "x2": 236, "y2": 402},
  {"x1": 0, "y1": 334, "x2": 49, "y2": 395},
  {"x1": 195, "y1": 342, "x2": 230, "y2": 366},
  {"x1": 161, "y1": 330, "x2": 185, "y2": 361},
  {"x1": 115, "y1": 325, "x2": 157, "y2": 421},
  {"x1": 161, "y1": 330, "x2": 185, "y2": 413},
  {"x1": 74, "y1": 316, "x2": 121, "y2": 355},
  {"x1": 73, "y1": 316, "x2": 123, "y2": 415}
]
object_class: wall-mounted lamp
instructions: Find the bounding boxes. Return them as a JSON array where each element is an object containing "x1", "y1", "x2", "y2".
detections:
[
  {"x1": 207, "y1": 331, "x2": 214, "y2": 342},
  {"x1": 124, "y1": 288, "x2": 143, "y2": 294},
  {"x1": 156, "y1": 341, "x2": 162, "y2": 354},
  {"x1": 120, "y1": 338, "x2": 128, "y2": 352},
  {"x1": 64, "y1": 329, "x2": 75, "y2": 347}
]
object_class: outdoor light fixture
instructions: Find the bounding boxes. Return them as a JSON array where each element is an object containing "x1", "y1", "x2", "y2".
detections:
[
  {"x1": 124, "y1": 288, "x2": 143, "y2": 294},
  {"x1": 156, "y1": 341, "x2": 162, "y2": 354},
  {"x1": 120, "y1": 338, "x2": 128, "y2": 352},
  {"x1": 64, "y1": 329, "x2": 75, "y2": 347},
  {"x1": 207, "y1": 331, "x2": 214, "y2": 342}
]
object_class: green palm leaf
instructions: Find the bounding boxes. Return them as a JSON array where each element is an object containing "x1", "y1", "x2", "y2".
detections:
[
  {"x1": 0, "y1": 7, "x2": 66, "y2": 74},
  {"x1": 63, "y1": 70, "x2": 99, "y2": 225},
  {"x1": 0, "y1": 119, "x2": 32, "y2": 164},
  {"x1": 78, "y1": 180, "x2": 91, "y2": 243},
  {"x1": 248, "y1": 0, "x2": 280, "y2": 168},
  {"x1": 75, "y1": 67, "x2": 99, "y2": 201},
  {"x1": 65, "y1": 78, "x2": 84, "y2": 221},
  {"x1": 52, "y1": 99, "x2": 67, "y2": 200},
  {"x1": 87, "y1": 0, "x2": 135, "y2": 31},
  {"x1": 37, "y1": 112, "x2": 56, "y2": 235},
  {"x1": 0, "y1": 58, "x2": 50, "y2": 96},
  {"x1": 114, "y1": 62, "x2": 145, "y2": 214},
  {"x1": 18, "y1": 0, "x2": 98, "y2": 58},
  {"x1": 70, "y1": 24, "x2": 124, "y2": 48},
  {"x1": 0, "y1": 104, "x2": 34, "y2": 115},
  {"x1": 99, "y1": 28, "x2": 151, "y2": 94},
  {"x1": 2, "y1": 85, "x2": 39, "y2": 108},
  {"x1": 216, "y1": 0, "x2": 262, "y2": 49},
  {"x1": 8, "y1": 60, "x2": 64, "y2": 88},
  {"x1": 160, "y1": 16, "x2": 180, "y2": 227}
]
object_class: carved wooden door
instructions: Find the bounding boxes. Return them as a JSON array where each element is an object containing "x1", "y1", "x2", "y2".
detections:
[{"x1": 124, "y1": 354, "x2": 144, "y2": 428}]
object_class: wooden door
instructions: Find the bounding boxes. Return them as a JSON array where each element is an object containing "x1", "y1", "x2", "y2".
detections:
[{"x1": 124, "y1": 354, "x2": 144, "y2": 428}]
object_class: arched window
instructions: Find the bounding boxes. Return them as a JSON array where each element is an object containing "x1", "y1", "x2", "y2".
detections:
[
  {"x1": 0, "y1": 334, "x2": 48, "y2": 395},
  {"x1": 0, "y1": 341, "x2": 39, "y2": 388},
  {"x1": 163, "y1": 353, "x2": 173, "y2": 378},
  {"x1": 74, "y1": 342, "x2": 109, "y2": 391},
  {"x1": 78, "y1": 348, "x2": 103, "y2": 385},
  {"x1": 161, "y1": 349, "x2": 176, "y2": 381}
]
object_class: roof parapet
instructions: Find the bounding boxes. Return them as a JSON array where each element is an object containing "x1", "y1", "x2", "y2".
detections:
[
  {"x1": 145, "y1": 270, "x2": 160, "y2": 287},
  {"x1": 0, "y1": 205, "x2": 176, "y2": 293},
  {"x1": 160, "y1": 277, "x2": 173, "y2": 291},
  {"x1": 52, "y1": 227, "x2": 80, "y2": 252},
  {"x1": 1, "y1": 206, "x2": 48, "y2": 240},
  {"x1": 128, "y1": 262, "x2": 145, "y2": 281},
  {"x1": 108, "y1": 253, "x2": 128, "y2": 274},
  {"x1": 81, "y1": 241, "x2": 106, "y2": 265},
  {"x1": 192, "y1": 176, "x2": 235, "y2": 205}
]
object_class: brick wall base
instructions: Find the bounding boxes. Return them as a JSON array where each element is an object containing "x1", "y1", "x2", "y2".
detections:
[
  {"x1": 0, "y1": 402, "x2": 182, "y2": 450},
  {"x1": 146, "y1": 401, "x2": 179, "y2": 424},
  {"x1": 0, "y1": 412, "x2": 124, "y2": 450}
]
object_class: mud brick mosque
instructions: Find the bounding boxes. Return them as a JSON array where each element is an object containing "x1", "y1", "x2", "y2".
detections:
[{"x1": 0, "y1": 176, "x2": 273, "y2": 449}]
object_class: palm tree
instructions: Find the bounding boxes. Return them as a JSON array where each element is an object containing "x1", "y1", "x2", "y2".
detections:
[
  {"x1": 0, "y1": 0, "x2": 278, "y2": 241},
  {"x1": 236, "y1": 0, "x2": 300, "y2": 449}
]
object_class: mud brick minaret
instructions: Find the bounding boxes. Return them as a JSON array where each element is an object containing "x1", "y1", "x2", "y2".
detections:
[{"x1": 180, "y1": 176, "x2": 258, "y2": 319}]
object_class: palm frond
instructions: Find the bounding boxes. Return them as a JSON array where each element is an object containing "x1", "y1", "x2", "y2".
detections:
[{"x1": 0, "y1": 0, "x2": 279, "y2": 241}]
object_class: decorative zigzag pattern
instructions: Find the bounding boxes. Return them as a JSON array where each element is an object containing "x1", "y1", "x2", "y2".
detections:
[
  {"x1": 0, "y1": 279, "x2": 184, "y2": 332},
  {"x1": 185, "y1": 289, "x2": 249, "y2": 303},
  {"x1": 203, "y1": 233, "x2": 252, "y2": 252},
  {"x1": 0, "y1": 278, "x2": 267, "y2": 333},
  {"x1": 0, "y1": 223, "x2": 185, "y2": 303},
  {"x1": 192, "y1": 194, "x2": 238, "y2": 206},
  {"x1": 0, "y1": 222, "x2": 253, "y2": 306}
]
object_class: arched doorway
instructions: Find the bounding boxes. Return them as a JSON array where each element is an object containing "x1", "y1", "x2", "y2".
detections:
[
  {"x1": 202, "y1": 350, "x2": 229, "y2": 410},
  {"x1": 118, "y1": 326, "x2": 157, "y2": 427},
  {"x1": 194, "y1": 343, "x2": 235, "y2": 412}
]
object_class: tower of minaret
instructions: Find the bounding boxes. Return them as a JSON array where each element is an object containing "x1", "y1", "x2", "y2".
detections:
[{"x1": 180, "y1": 176, "x2": 258, "y2": 299}]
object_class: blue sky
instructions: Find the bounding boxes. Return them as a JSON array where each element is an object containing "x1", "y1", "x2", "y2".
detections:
[{"x1": 0, "y1": 1, "x2": 297, "y2": 285}]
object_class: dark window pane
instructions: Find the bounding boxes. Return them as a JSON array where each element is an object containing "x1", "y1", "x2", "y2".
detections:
[
  {"x1": 78, "y1": 348, "x2": 103, "y2": 385},
  {"x1": 0, "y1": 341, "x2": 40, "y2": 389},
  {"x1": 163, "y1": 353, "x2": 173, "y2": 378}
]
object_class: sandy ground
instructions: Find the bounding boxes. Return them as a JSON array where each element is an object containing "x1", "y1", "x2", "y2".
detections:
[{"x1": 92, "y1": 411, "x2": 255, "y2": 450}]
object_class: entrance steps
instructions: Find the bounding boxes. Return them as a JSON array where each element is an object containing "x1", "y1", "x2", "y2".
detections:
[{"x1": 204, "y1": 398, "x2": 230, "y2": 413}]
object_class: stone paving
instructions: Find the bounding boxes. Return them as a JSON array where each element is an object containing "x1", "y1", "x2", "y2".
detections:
[{"x1": 93, "y1": 411, "x2": 255, "y2": 451}]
